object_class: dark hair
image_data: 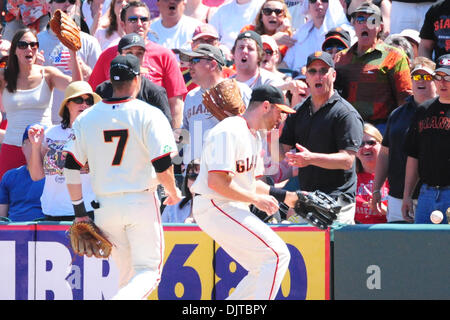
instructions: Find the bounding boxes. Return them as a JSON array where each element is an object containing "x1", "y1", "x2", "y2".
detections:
[
  {"x1": 106, "y1": 0, "x2": 120, "y2": 38},
  {"x1": 4, "y1": 28, "x2": 37, "y2": 93},
  {"x1": 120, "y1": 0, "x2": 149, "y2": 22},
  {"x1": 61, "y1": 106, "x2": 71, "y2": 129},
  {"x1": 178, "y1": 160, "x2": 199, "y2": 209}
]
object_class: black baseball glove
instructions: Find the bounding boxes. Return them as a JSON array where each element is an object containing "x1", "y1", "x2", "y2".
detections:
[{"x1": 294, "y1": 190, "x2": 341, "y2": 229}]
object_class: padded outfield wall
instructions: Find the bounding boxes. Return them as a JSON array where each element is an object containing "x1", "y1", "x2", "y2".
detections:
[{"x1": 0, "y1": 222, "x2": 448, "y2": 300}]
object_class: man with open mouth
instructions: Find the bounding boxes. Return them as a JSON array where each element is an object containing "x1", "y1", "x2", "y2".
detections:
[{"x1": 334, "y1": 2, "x2": 413, "y2": 135}]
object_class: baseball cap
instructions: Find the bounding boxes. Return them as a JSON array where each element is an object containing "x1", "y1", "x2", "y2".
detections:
[
  {"x1": 306, "y1": 51, "x2": 335, "y2": 68},
  {"x1": 435, "y1": 54, "x2": 450, "y2": 75},
  {"x1": 118, "y1": 33, "x2": 146, "y2": 53},
  {"x1": 235, "y1": 30, "x2": 263, "y2": 49},
  {"x1": 322, "y1": 27, "x2": 351, "y2": 50},
  {"x1": 351, "y1": 2, "x2": 382, "y2": 19},
  {"x1": 399, "y1": 29, "x2": 420, "y2": 45},
  {"x1": 261, "y1": 35, "x2": 278, "y2": 53},
  {"x1": 192, "y1": 24, "x2": 219, "y2": 41},
  {"x1": 250, "y1": 85, "x2": 296, "y2": 114},
  {"x1": 110, "y1": 54, "x2": 141, "y2": 81},
  {"x1": 178, "y1": 44, "x2": 226, "y2": 66},
  {"x1": 411, "y1": 63, "x2": 435, "y2": 76}
]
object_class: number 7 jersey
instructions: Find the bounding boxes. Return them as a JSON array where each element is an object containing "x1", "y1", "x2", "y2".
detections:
[{"x1": 64, "y1": 98, "x2": 177, "y2": 196}]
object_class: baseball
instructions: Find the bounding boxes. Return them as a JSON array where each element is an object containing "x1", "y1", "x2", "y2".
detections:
[{"x1": 430, "y1": 210, "x2": 443, "y2": 224}]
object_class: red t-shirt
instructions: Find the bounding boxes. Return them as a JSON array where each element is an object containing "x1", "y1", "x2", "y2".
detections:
[
  {"x1": 88, "y1": 41, "x2": 187, "y2": 99},
  {"x1": 355, "y1": 172, "x2": 389, "y2": 224}
]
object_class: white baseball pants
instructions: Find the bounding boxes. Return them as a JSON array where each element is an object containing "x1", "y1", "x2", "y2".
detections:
[
  {"x1": 93, "y1": 190, "x2": 164, "y2": 300},
  {"x1": 193, "y1": 195, "x2": 290, "y2": 300}
]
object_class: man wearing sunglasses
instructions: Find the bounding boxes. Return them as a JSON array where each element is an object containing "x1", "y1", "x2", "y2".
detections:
[
  {"x1": 280, "y1": 51, "x2": 364, "y2": 225},
  {"x1": 37, "y1": 0, "x2": 102, "y2": 124},
  {"x1": 88, "y1": 0, "x2": 187, "y2": 129},
  {"x1": 372, "y1": 56, "x2": 437, "y2": 223},
  {"x1": 402, "y1": 53, "x2": 450, "y2": 224},
  {"x1": 150, "y1": 0, "x2": 203, "y2": 50},
  {"x1": 178, "y1": 44, "x2": 251, "y2": 166},
  {"x1": 334, "y1": 2, "x2": 412, "y2": 135}
]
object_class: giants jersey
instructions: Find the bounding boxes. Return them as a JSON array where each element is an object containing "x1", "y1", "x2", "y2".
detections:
[
  {"x1": 64, "y1": 98, "x2": 177, "y2": 196},
  {"x1": 191, "y1": 116, "x2": 265, "y2": 202}
]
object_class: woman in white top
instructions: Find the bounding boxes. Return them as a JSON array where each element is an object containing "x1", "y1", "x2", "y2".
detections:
[
  {"x1": 0, "y1": 28, "x2": 82, "y2": 180},
  {"x1": 27, "y1": 81, "x2": 101, "y2": 221},
  {"x1": 94, "y1": 0, "x2": 129, "y2": 50}
]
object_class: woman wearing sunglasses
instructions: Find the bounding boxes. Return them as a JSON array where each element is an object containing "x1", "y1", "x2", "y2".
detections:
[
  {"x1": 354, "y1": 123, "x2": 389, "y2": 224},
  {"x1": 27, "y1": 81, "x2": 101, "y2": 221},
  {"x1": 0, "y1": 28, "x2": 82, "y2": 181},
  {"x1": 240, "y1": 0, "x2": 294, "y2": 58}
]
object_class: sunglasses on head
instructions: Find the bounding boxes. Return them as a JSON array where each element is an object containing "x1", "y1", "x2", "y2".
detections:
[
  {"x1": 412, "y1": 74, "x2": 433, "y2": 81},
  {"x1": 17, "y1": 41, "x2": 39, "y2": 50},
  {"x1": 433, "y1": 74, "x2": 450, "y2": 82},
  {"x1": 360, "y1": 140, "x2": 377, "y2": 148},
  {"x1": 127, "y1": 16, "x2": 149, "y2": 23},
  {"x1": 309, "y1": 0, "x2": 329, "y2": 3},
  {"x1": 262, "y1": 8, "x2": 284, "y2": 16},
  {"x1": 70, "y1": 95, "x2": 94, "y2": 105},
  {"x1": 53, "y1": 0, "x2": 77, "y2": 4},
  {"x1": 306, "y1": 67, "x2": 330, "y2": 76}
]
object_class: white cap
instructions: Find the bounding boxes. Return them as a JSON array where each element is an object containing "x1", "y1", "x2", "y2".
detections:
[
  {"x1": 399, "y1": 29, "x2": 421, "y2": 45},
  {"x1": 261, "y1": 35, "x2": 278, "y2": 53}
]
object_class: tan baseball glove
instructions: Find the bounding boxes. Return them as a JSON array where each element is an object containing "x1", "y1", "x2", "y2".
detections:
[
  {"x1": 202, "y1": 78, "x2": 246, "y2": 121},
  {"x1": 69, "y1": 219, "x2": 112, "y2": 258},
  {"x1": 49, "y1": 9, "x2": 81, "y2": 51}
]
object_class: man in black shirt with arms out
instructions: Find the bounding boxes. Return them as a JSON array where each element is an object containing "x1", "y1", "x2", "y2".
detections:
[
  {"x1": 279, "y1": 51, "x2": 364, "y2": 225},
  {"x1": 402, "y1": 54, "x2": 450, "y2": 224}
]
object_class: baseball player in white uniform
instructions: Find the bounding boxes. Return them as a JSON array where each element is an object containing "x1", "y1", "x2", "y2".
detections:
[
  {"x1": 191, "y1": 85, "x2": 299, "y2": 300},
  {"x1": 63, "y1": 54, "x2": 181, "y2": 300}
]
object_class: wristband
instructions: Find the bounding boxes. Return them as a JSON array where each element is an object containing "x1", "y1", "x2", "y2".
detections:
[
  {"x1": 269, "y1": 186, "x2": 287, "y2": 203},
  {"x1": 72, "y1": 199, "x2": 88, "y2": 218}
]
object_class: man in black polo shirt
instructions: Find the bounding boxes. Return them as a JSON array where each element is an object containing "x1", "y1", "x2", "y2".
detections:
[
  {"x1": 402, "y1": 53, "x2": 450, "y2": 224},
  {"x1": 279, "y1": 51, "x2": 364, "y2": 224}
]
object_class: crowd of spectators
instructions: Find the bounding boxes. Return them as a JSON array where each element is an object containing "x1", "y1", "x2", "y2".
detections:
[{"x1": 0, "y1": 0, "x2": 448, "y2": 225}]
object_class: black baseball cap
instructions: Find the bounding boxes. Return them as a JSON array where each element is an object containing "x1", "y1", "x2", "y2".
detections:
[
  {"x1": 322, "y1": 27, "x2": 351, "y2": 50},
  {"x1": 178, "y1": 44, "x2": 226, "y2": 66},
  {"x1": 250, "y1": 85, "x2": 296, "y2": 114},
  {"x1": 306, "y1": 51, "x2": 335, "y2": 68},
  {"x1": 435, "y1": 54, "x2": 450, "y2": 75},
  {"x1": 118, "y1": 33, "x2": 146, "y2": 53},
  {"x1": 235, "y1": 30, "x2": 263, "y2": 49},
  {"x1": 110, "y1": 54, "x2": 140, "y2": 81}
]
